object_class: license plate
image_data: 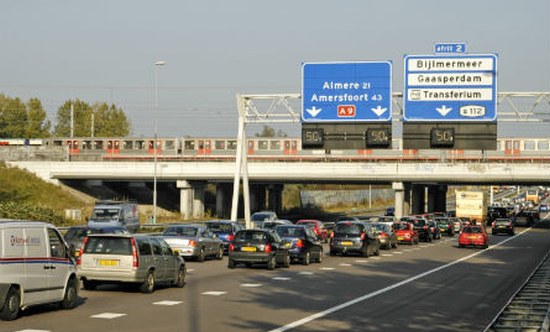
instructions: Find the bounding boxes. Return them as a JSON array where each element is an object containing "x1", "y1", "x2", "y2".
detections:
[
  {"x1": 397, "y1": 237, "x2": 404, "y2": 241},
  {"x1": 341, "y1": 241, "x2": 353, "y2": 246},
  {"x1": 241, "y1": 246, "x2": 257, "y2": 252},
  {"x1": 97, "y1": 259, "x2": 119, "y2": 267},
  {"x1": 468, "y1": 236, "x2": 477, "y2": 239},
  {"x1": 284, "y1": 242, "x2": 291, "y2": 248}
]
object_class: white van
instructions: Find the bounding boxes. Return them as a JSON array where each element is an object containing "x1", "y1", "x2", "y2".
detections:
[
  {"x1": 0, "y1": 220, "x2": 79, "y2": 321},
  {"x1": 88, "y1": 201, "x2": 140, "y2": 233}
]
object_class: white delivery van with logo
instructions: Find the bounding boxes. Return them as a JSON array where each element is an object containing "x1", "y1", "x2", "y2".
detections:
[{"x1": 0, "y1": 220, "x2": 79, "y2": 320}]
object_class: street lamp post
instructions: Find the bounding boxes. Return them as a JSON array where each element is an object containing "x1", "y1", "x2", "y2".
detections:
[{"x1": 153, "y1": 60, "x2": 166, "y2": 224}]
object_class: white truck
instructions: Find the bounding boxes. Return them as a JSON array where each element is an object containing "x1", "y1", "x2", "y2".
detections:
[{"x1": 455, "y1": 190, "x2": 488, "y2": 226}]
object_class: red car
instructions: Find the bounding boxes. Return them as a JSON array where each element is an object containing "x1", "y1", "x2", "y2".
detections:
[
  {"x1": 296, "y1": 219, "x2": 329, "y2": 243},
  {"x1": 458, "y1": 225, "x2": 488, "y2": 249},
  {"x1": 392, "y1": 222, "x2": 419, "y2": 245}
]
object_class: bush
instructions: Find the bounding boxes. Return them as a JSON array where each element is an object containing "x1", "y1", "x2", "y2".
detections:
[{"x1": 0, "y1": 201, "x2": 73, "y2": 226}]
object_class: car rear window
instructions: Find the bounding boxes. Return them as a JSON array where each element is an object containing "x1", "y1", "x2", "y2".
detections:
[
  {"x1": 235, "y1": 231, "x2": 267, "y2": 243},
  {"x1": 276, "y1": 226, "x2": 305, "y2": 238},
  {"x1": 411, "y1": 219, "x2": 427, "y2": 227},
  {"x1": 463, "y1": 227, "x2": 483, "y2": 234},
  {"x1": 206, "y1": 223, "x2": 233, "y2": 233},
  {"x1": 334, "y1": 223, "x2": 364, "y2": 236},
  {"x1": 164, "y1": 226, "x2": 198, "y2": 237},
  {"x1": 83, "y1": 237, "x2": 132, "y2": 255},
  {"x1": 495, "y1": 219, "x2": 511, "y2": 225},
  {"x1": 393, "y1": 223, "x2": 410, "y2": 230}
]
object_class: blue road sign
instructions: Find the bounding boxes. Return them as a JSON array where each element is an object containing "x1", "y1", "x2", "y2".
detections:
[
  {"x1": 302, "y1": 61, "x2": 392, "y2": 122},
  {"x1": 434, "y1": 42, "x2": 467, "y2": 54},
  {"x1": 404, "y1": 54, "x2": 498, "y2": 122}
]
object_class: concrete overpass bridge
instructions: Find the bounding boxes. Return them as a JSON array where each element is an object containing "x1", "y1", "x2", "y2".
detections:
[{"x1": 9, "y1": 159, "x2": 550, "y2": 220}]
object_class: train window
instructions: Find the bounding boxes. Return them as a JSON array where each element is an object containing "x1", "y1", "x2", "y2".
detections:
[
  {"x1": 258, "y1": 140, "x2": 268, "y2": 150},
  {"x1": 165, "y1": 140, "x2": 175, "y2": 150},
  {"x1": 270, "y1": 140, "x2": 281, "y2": 150},
  {"x1": 148, "y1": 141, "x2": 154, "y2": 149},
  {"x1": 82, "y1": 141, "x2": 92, "y2": 149},
  {"x1": 123, "y1": 140, "x2": 134, "y2": 150},
  {"x1": 184, "y1": 140, "x2": 195, "y2": 150},
  {"x1": 94, "y1": 141, "x2": 104, "y2": 150},
  {"x1": 537, "y1": 141, "x2": 549, "y2": 150},
  {"x1": 136, "y1": 140, "x2": 145, "y2": 150},
  {"x1": 114, "y1": 141, "x2": 120, "y2": 149},
  {"x1": 107, "y1": 141, "x2": 113, "y2": 149},
  {"x1": 215, "y1": 140, "x2": 225, "y2": 150},
  {"x1": 524, "y1": 140, "x2": 536, "y2": 150},
  {"x1": 227, "y1": 140, "x2": 237, "y2": 150}
]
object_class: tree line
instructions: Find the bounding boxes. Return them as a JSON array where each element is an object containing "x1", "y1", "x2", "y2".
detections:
[{"x1": 0, "y1": 94, "x2": 131, "y2": 138}]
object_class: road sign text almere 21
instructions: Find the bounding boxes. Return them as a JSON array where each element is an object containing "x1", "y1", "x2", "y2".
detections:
[
  {"x1": 404, "y1": 54, "x2": 497, "y2": 122},
  {"x1": 302, "y1": 61, "x2": 392, "y2": 122}
]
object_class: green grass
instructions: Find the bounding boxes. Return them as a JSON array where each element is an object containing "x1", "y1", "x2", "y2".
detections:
[{"x1": 0, "y1": 163, "x2": 91, "y2": 226}]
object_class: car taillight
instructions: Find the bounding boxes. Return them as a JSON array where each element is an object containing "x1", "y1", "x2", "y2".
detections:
[
  {"x1": 189, "y1": 240, "x2": 196, "y2": 247},
  {"x1": 405, "y1": 233, "x2": 411, "y2": 238},
  {"x1": 330, "y1": 232, "x2": 334, "y2": 238},
  {"x1": 296, "y1": 239, "x2": 304, "y2": 248},
  {"x1": 77, "y1": 236, "x2": 89, "y2": 266},
  {"x1": 379, "y1": 232, "x2": 388, "y2": 238},
  {"x1": 229, "y1": 243, "x2": 235, "y2": 252},
  {"x1": 265, "y1": 244, "x2": 272, "y2": 253},
  {"x1": 227, "y1": 234, "x2": 235, "y2": 242},
  {"x1": 131, "y1": 237, "x2": 139, "y2": 268},
  {"x1": 423, "y1": 226, "x2": 429, "y2": 230},
  {"x1": 361, "y1": 233, "x2": 366, "y2": 240}
]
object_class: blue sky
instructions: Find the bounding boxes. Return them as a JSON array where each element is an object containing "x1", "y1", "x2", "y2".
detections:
[{"x1": 1, "y1": 0, "x2": 548, "y2": 137}]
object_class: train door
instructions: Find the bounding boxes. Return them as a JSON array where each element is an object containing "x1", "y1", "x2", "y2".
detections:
[
  {"x1": 283, "y1": 140, "x2": 298, "y2": 155},
  {"x1": 106, "y1": 140, "x2": 121, "y2": 155},
  {"x1": 504, "y1": 140, "x2": 520, "y2": 155},
  {"x1": 67, "y1": 140, "x2": 79, "y2": 156},
  {"x1": 247, "y1": 140, "x2": 255, "y2": 155},
  {"x1": 198, "y1": 140, "x2": 212, "y2": 155},
  {"x1": 148, "y1": 140, "x2": 161, "y2": 155}
]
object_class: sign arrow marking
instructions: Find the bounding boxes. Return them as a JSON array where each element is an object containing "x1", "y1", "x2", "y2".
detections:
[
  {"x1": 371, "y1": 105, "x2": 387, "y2": 117},
  {"x1": 306, "y1": 106, "x2": 322, "y2": 117},
  {"x1": 436, "y1": 105, "x2": 453, "y2": 116}
]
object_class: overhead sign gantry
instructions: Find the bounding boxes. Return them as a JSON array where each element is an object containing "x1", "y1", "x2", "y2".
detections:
[
  {"x1": 301, "y1": 61, "x2": 393, "y2": 149},
  {"x1": 403, "y1": 53, "x2": 498, "y2": 149}
]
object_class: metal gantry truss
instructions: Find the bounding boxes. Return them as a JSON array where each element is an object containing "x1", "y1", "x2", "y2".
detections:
[{"x1": 231, "y1": 91, "x2": 550, "y2": 225}]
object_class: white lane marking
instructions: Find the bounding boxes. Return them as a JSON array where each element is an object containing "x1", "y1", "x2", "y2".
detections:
[
  {"x1": 371, "y1": 257, "x2": 381, "y2": 260},
  {"x1": 393, "y1": 251, "x2": 403, "y2": 254},
  {"x1": 91, "y1": 313, "x2": 127, "y2": 319},
  {"x1": 153, "y1": 301, "x2": 182, "y2": 306},
  {"x1": 14, "y1": 330, "x2": 50, "y2": 332},
  {"x1": 241, "y1": 283, "x2": 263, "y2": 287},
  {"x1": 187, "y1": 269, "x2": 195, "y2": 273},
  {"x1": 273, "y1": 277, "x2": 291, "y2": 281},
  {"x1": 338, "y1": 263, "x2": 352, "y2": 267},
  {"x1": 381, "y1": 254, "x2": 393, "y2": 257},
  {"x1": 320, "y1": 267, "x2": 335, "y2": 271},
  {"x1": 355, "y1": 260, "x2": 368, "y2": 263},
  {"x1": 402, "y1": 249, "x2": 413, "y2": 252},
  {"x1": 299, "y1": 271, "x2": 315, "y2": 275},
  {"x1": 268, "y1": 227, "x2": 530, "y2": 332},
  {"x1": 202, "y1": 291, "x2": 227, "y2": 296},
  {"x1": 419, "y1": 245, "x2": 429, "y2": 248}
]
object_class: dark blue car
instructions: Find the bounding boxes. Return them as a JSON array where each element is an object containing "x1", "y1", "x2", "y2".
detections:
[{"x1": 206, "y1": 220, "x2": 244, "y2": 254}]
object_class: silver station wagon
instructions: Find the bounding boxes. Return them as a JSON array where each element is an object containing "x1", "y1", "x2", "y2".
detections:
[{"x1": 77, "y1": 234, "x2": 186, "y2": 293}]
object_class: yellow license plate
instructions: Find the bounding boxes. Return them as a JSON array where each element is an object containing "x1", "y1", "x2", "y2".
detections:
[
  {"x1": 98, "y1": 259, "x2": 119, "y2": 267},
  {"x1": 341, "y1": 241, "x2": 353, "y2": 246},
  {"x1": 468, "y1": 236, "x2": 477, "y2": 239},
  {"x1": 284, "y1": 242, "x2": 291, "y2": 248},
  {"x1": 397, "y1": 237, "x2": 404, "y2": 241},
  {"x1": 241, "y1": 247, "x2": 257, "y2": 252}
]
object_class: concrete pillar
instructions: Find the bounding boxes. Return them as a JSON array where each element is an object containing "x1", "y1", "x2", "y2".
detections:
[
  {"x1": 250, "y1": 184, "x2": 267, "y2": 213},
  {"x1": 403, "y1": 183, "x2": 411, "y2": 216},
  {"x1": 192, "y1": 181, "x2": 206, "y2": 219},
  {"x1": 267, "y1": 184, "x2": 283, "y2": 215},
  {"x1": 411, "y1": 184, "x2": 425, "y2": 215},
  {"x1": 428, "y1": 184, "x2": 447, "y2": 213},
  {"x1": 177, "y1": 180, "x2": 193, "y2": 219},
  {"x1": 393, "y1": 182, "x2": 405, "y2": 219},
  {"x1": 216, "y1": 183, "x2": 233, "y2": 219}
]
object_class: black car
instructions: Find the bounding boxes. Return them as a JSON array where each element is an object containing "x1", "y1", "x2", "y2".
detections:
[
  {"x1": 228, "y1": 229, "x2": 290, "y2": 270},
  {"x1": 492, "y1": 218, "x2": 515, "y2": 236},
  {"x1": 407, "y1": 217, "x2": 432, "y2": 242},
  {"x1": 205, "y1": 220, "x2": 244, "y2": 254},
  {"x1": 329, "y1": 221, "x2": 380, "y2": 257},
  {"x1": 275, "y1": 225, "x2": 323, "y2": 265}
]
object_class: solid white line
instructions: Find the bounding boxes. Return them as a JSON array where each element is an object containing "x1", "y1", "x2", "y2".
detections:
[{"x1": 269, "y1": 228, "x2": 529, "y2": 332}]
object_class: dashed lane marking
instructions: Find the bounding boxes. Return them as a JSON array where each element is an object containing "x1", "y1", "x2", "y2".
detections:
[
  {"x1": 153, "y1": 301, "x2": 182, "y2": 306},
  {"x1": 320, "y1": 267, "x2": 335, "y2": 271},
  {"x1": 201, "y1": 291, "x2": 227, "y2": 296},
  {"x1": 14, "y1": 330, "x2": 50, "y2": 332},
  {"x1": 338, "y1": 263, "x2": 352, "y2": 267},
  {"x1": 381, "y1": 254, "x2": 393, "y2": 257},
  {"x1": 355, "y1": 260, "x2": 368, "y2": 263},
  {"x1": 273, "y1": 277, "x2": 291, "y2": 281},
  {"x1": 299, "y1": 271, "x2": 315, "y2": 275},
  {"x1": 90, "y1": 313, "x2": 127, "y2": 319},
  {"x1": 241, "y1": 283, "x2": 263, "y2": 287}
]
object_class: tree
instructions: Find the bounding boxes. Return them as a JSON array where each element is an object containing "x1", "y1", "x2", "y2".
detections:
[
  {"x1": 254, "y1": 125, "x2": 287, "y2": 138},
  {"x1": 25, "y1": 98, "x2": 51, "y2": 138},
  {"x1": 54, "y1": 99, "x2": 131, "y2": 137},
  {"x1": 0, "y1": 94, "x2": 50, "y2": 138}
]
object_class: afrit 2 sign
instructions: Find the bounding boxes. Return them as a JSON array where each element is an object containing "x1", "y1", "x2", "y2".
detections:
[
  {"x1": 302, "y1": 61, "x2": 392, "y2": 122},
  {"x1": 404, "y1": 54, "x2": 497, "y2": 122}
]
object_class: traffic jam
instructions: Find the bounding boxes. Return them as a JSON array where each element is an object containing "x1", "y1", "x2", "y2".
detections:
[{"x1": 2, "y1": 187, "x2": 547, "y2": 324}]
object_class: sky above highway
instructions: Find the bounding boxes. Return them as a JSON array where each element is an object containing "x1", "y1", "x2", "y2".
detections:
[{"x1": 1, "y1": 0, "x2": 549, "y2": 137}]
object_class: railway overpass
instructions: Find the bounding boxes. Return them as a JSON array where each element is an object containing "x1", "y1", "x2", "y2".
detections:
[{"x1": 8, "y1": 159, "x2": 550, "y2": 220}]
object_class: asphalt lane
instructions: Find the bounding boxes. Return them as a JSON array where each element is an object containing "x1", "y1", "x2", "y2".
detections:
[{"x1": 4, "y1": 226, "x2": 550, "y2": 332}]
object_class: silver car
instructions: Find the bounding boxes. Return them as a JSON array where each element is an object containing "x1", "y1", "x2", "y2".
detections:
[
  {"x1": 78, "y1": 234, "x2": 186, "y2": 293},
  {"x1": 162, "y1": 224, "x2": 224, "y2": 262}
]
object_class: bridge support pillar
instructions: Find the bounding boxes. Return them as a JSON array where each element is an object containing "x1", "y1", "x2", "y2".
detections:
[
  {"x1": 427, "y1": 185, "x2": 447, "y2": 213},
  {"x1": 250, "y1": 184, "x2": 267, "y2": 213},
  {"x1": 216, "y1": 183, "x2": 233, "y2": 219},
  {"x1": 267, "y1": 184, "x2": 284, "y2": 215},
  {"x1": 393, "y1": 182, "x2": 405, "y2": 219},
  {"x1": 403, "y1": 183, "x2": 411, "y2": 216},
  {"x1": 177, "y1": 180, "x2": 206, "y2": 220},
  {"x1": 411, "y1": 184, "x2": 426, "y2": 215}
]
